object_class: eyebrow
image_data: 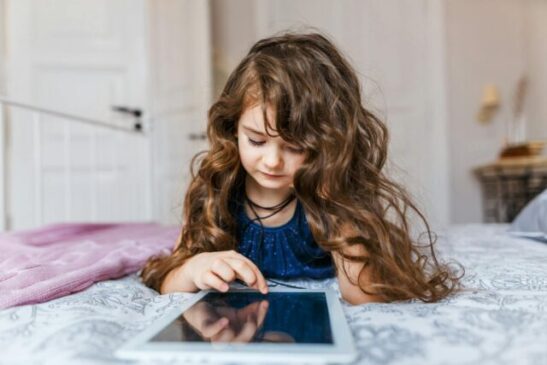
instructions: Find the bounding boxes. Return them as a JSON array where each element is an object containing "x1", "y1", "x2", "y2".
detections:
[{"x1": 242, "y1": 125, "x2": 268, "y2": 136}]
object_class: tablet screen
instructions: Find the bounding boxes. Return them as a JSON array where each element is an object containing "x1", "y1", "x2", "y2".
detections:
[{"x1": 150, "y1": 292, "x2": 333, "y2": 344}]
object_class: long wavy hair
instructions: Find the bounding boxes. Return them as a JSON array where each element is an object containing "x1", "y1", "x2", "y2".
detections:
[{"x1": 141, "y1": 31, "x2": 464, "y2": 302}]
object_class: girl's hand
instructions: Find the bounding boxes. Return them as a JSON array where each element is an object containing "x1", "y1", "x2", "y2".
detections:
[{"x1": 185, "y1": 250, "x2": 269, "y2": 294}]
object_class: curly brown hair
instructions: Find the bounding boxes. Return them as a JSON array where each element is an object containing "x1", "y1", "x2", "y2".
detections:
[{"x1": 141, "y1": 31, "x2": 464, "y2": 302}]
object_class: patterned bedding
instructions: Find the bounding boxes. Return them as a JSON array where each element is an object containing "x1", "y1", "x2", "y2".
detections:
[{"x1": 1, "y1": 224, "x2": 546, "y2": 365}]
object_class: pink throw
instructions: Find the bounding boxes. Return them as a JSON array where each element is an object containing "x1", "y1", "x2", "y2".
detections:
[{"x1": 0, "y1": 223, "x2": 179, "y2": 309}]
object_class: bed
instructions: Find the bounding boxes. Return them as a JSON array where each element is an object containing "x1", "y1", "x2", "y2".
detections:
[{"x1": 2, "y1": 223, "x2": 546, "y2": 365}]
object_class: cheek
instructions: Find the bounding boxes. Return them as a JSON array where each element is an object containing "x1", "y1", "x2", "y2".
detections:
[
  {"x1": 238, "y1": 141, "x2": 256, "y2": 168},
  {"x1": 287, "y1": 155, "x2": 306, "y2": 175}
]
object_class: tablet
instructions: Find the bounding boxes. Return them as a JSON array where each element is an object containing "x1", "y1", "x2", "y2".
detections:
[{"x1": 116, "y1": 288, "x2": 357, "y2": 364}]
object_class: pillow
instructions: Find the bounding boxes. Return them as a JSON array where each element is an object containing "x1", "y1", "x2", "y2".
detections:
[{"x1": 508, "y1": 188, "x2": 547, "y2": 242}]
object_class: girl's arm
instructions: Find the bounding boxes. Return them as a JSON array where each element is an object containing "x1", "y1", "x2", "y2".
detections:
[
  {"x1": 160, "y1": 233, "x2": 195, "y2": 294},
  {"x1": 160, "y1": 259, "x2": 199, "y2": 294},
  {"x1": 332, "y1": 250, "x2": 383, "y2": 305},
  {"x1": 332, "y1": 226, "x2": 385, "y2": 305}
]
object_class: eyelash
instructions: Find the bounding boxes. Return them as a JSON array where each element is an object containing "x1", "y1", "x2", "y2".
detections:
[
  {"x1": 248, "y1": 138, "x2": 265, "y2": 146},
  {"x1": 248, "y1": 138, "x2": 304, "y2": 153}
]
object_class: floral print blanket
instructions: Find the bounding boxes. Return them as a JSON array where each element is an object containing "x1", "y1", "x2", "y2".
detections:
[{"x1": 1, "y1": 224, "x2": 546, "y2": 365}]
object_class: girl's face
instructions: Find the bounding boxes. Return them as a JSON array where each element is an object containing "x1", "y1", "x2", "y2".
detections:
[{"x1": 237, "y1": 104, "x2": 306, "y2": 193}]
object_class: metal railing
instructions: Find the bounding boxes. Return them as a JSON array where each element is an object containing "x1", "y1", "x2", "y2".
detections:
[{"x1": 0, "y1": 95, "x2": 152, "y2": 230}]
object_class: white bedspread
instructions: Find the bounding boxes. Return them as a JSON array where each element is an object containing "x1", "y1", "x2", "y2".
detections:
[{"x1": 1, "y1": 224, "x2": 546, "y2": 365}]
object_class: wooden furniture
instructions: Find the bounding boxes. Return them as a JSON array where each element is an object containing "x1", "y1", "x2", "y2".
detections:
[{"x1": 474, "y1": 156, "x2": 547, "y2": 223}]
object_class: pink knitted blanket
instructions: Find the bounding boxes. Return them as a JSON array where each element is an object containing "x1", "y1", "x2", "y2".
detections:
[{"x1": 0, "y1": 223, "x2": 179, "y2": 309}]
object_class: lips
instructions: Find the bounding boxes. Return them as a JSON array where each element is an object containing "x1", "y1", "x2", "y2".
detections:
[{"x1": 261, "y1": 171, "x2": 284, "y2": 178}]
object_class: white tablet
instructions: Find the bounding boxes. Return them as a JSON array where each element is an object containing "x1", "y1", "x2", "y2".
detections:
[{"x1": 116, "y1": 288, "x2": 357, "y2": 364}]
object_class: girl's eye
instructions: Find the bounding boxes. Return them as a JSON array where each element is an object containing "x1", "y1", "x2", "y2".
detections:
[
  {"x1": 248, "y1": 138, "x2": 265, "y2": 146},
  {"x1": 247, "y1": 137, "x2": 304, "y2": 153},
  {"x1": 287, "y1": 145, "x2": 305, "y2": 154}
]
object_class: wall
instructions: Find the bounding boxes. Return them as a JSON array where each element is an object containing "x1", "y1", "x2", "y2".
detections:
[
  {"x1": 0, "y1": 0, "x2": 5, "y2": 94},
  {"x1": 210, "y1": 0, "x2": 257, "y2": 98},
  {"x1": 525, "y1": 0, "x2": 547, "y2": 140},
  {"x1": 0, "y1": 0, "x2": 6, "y2": 230},
  {"x1": 445, "y1": 0, "x2": 528, "y2": 223},
  {"x1": 212, "y1": 0, "x2": 546, "y2": 225},
  {"x1": 210, "y1": 0, "x2": 451, "y2": 230}
]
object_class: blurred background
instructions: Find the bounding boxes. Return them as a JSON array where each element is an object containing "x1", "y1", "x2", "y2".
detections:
[{"x1": 0, "y1": 0, "x2": 545, "y2": 232}]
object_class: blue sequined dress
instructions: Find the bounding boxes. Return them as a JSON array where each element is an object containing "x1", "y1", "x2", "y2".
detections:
[{"x1": 233, "y1": 193, "x2": 334, "y2": 280}]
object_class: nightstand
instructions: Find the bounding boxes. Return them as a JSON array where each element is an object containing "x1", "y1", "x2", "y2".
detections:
[{"x1": 474, "y1": 156, "x2": 547, "y2": 223}]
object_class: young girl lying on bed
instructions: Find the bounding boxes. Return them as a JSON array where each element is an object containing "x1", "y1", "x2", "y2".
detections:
[{"x1": 141, "y1": 31, "x2": 463, "y2": 305}]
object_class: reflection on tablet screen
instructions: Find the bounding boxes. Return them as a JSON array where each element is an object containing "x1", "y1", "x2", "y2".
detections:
[{"x1": 151, "y1": 292, "x2": 333, "y2": 344}]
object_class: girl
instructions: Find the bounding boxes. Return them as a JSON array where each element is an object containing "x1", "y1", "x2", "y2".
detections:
[{"x1": 141, "y1": 32, "x2": 463, "y2": 305}]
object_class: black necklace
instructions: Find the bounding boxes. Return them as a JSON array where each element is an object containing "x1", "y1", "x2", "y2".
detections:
[{"x1": 245, "y1": 192, "x2": 296, "y2": 221}]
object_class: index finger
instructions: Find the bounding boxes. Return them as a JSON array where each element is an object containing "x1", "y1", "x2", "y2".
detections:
[
  {"x1": 223, "y1": 257, "x2": 266, "y2": 293},
  {"x1": 225, "y1": 254, "x2": 268, "y2": 294}
]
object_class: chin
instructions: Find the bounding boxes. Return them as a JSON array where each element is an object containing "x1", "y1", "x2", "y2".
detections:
[
  {"x1": 257, "y1": 181, "x2": 289, "y2": 190},
  {"x1": 253, "y1": 175, "x2": 291, "y2": 190}
]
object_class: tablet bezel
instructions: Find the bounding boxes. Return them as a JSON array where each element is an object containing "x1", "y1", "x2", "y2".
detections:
[{"x1": 116, "y1": 288, "x2": 357, "y2": 364}]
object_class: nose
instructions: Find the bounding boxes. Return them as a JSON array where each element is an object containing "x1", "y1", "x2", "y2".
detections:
[{"x1": 263, "y1": 145, "x2": 283, "y2": 170}]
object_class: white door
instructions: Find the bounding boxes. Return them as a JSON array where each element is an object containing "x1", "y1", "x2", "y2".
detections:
[
  {"x1": 147, "y1": 0, "x2": 211, "y2": 225},
  {"x1": 4, "y1": 0, "x2": 211, "y2": 229}
]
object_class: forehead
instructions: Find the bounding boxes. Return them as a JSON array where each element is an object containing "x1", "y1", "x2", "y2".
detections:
[{"x1": 239, "y1": 104, "x2": 279, "y2": 136}]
